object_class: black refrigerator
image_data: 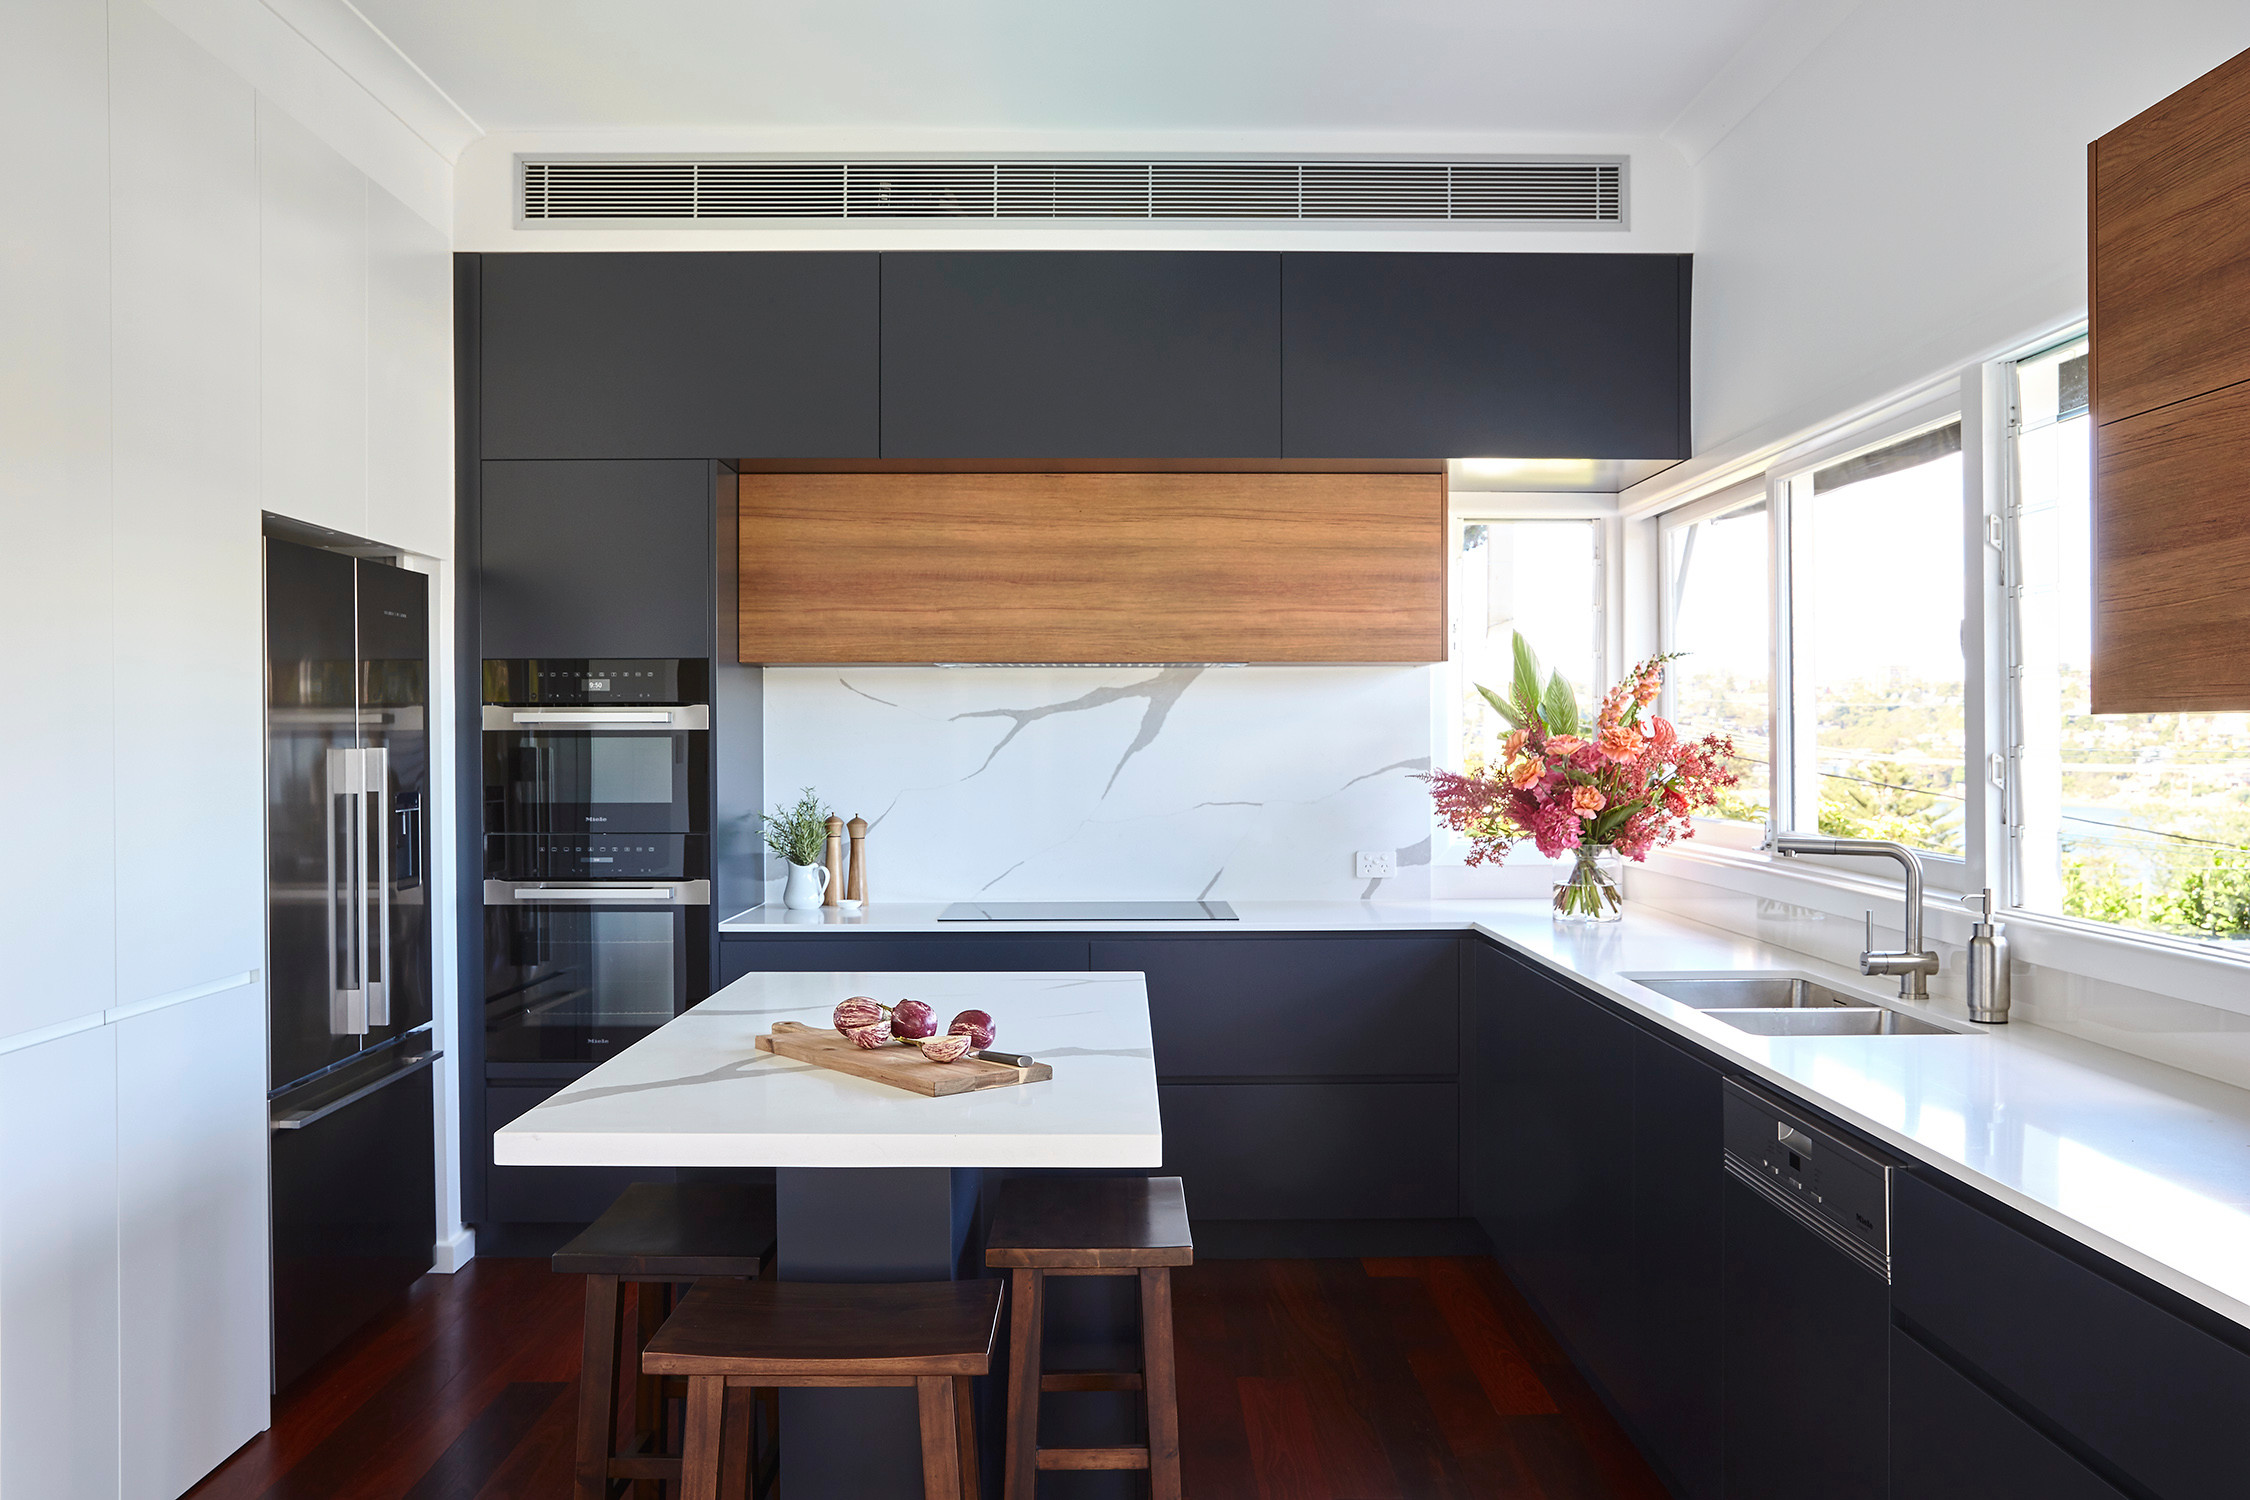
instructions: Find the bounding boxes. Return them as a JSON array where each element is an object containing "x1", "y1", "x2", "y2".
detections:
[{"x1": 264, "y1": 535, "x2": 438, "y2": 1388}]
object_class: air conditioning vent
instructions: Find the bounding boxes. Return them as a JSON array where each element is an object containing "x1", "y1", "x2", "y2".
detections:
[{"x1": 519, "y1": 157, "x2": 1627, "y2": 227}]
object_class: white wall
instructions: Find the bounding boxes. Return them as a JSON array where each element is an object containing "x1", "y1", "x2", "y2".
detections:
[
  {"x1": 1684, "y1": 0, "x2": 2249, "y2": 476},
  {"x1": 762, "y1": 666, "x2": 1438, "y2": 903},
  {"x1": 0, "y1": 1, "x2": 454, "y2": 1495}
]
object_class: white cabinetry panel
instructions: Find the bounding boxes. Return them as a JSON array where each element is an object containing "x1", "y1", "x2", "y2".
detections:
[
  {"x1": 368, "y1": 184, "x2": 453, "y2": 560},
  {"x1": 258, "y1": 97, "x2": 367, "y2": 539},
  {"x1": 0, "y1": 0, "x2": 117, "y2": 1039},
  {"x1": 0, "y1": 1025, "x2": 122, "y2": 1500},
  {"x1": 117, "y1": 980, "x2": 271, "y2": 1500},
  {"x1": 110, "y1": 0, "x2": 266, "y2": 1006}
]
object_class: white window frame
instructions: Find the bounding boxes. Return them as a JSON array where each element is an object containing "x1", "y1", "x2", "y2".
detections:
[
  {"x1": 1435, "y1": 496, "x2": 1612, "y2": 864},
  {"x1": 1655, "y1": 476, "x2": 1774, "y2": 851}
]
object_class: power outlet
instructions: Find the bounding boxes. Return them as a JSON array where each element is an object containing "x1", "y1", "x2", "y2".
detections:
[{"x1": 1355, "y1": 850, "x2": 1397, "y2": 879}]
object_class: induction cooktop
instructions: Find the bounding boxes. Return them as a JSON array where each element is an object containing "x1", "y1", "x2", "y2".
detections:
[{"x1": 937, "y1": 901, "x2": 1239, "y2": 922}]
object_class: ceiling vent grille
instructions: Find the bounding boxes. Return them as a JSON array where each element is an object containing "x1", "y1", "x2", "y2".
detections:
[{"x1": 519, "y1": 157, "x2": 1627, "y2": 227}]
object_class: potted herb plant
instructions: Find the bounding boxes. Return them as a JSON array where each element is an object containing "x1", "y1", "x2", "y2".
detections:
[{"x1": 763, "y1": 786, "x2": 834, "y2": 909}]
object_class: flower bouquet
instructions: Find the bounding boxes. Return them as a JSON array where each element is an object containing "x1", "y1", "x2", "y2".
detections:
[{"x1": 1425, "y1": 634, "x2": 1739, "y2": 921}]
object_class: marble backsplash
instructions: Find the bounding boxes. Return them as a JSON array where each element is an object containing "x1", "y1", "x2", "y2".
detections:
[{"x1": 760, "y1": 665, "x2": 1440, "y2": 903}]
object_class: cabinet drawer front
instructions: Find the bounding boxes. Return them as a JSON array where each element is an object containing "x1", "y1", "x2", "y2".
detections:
[
  {"x1": 1158, "y1": 1082, "x2": 1458, "y2": 1219},
  {"x1": 719, "y1": 937, "x2": 1090, "y2": 984},
  {"x1": 1890, "y1": 1329, "x2": 2126, "y2": 1500},
  {"x1": 1893, "y1": 1172, "x2": 2250, "y2": 1500},
  {"x1": 1096, "y1": 935, "x2": 1458, "y2": 1078}
]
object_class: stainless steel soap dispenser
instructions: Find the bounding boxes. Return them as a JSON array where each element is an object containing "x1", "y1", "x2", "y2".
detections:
[{"x1": 1962, "y1": 887, "x2": 2012, "y2": 1024}]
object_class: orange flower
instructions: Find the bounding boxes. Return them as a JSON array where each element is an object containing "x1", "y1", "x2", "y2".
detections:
[
  {"x1": 1547, "y1": 734, "x2": 1587, "y2": 757},
  {"x1": 1570, "y1": 784, "x2": 1607, "y2": 818},
  {"x1": 1599, "y1": 724, "x2": 1643, "y2": 761},
  {"x1": 1503, "y1": 728, "x2": 1529, "y2": 759},
  {"x1": 1508, "y1": 758, "x2": 1544, "y2": 790}
]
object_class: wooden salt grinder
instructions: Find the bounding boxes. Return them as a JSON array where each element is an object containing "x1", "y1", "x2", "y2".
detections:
[
  {"x1": 846, "y1": 816, "x2": 869, "y2": 904},
  {"x1": 821, "y1": 815, "x2": 844, "y2": 907}
]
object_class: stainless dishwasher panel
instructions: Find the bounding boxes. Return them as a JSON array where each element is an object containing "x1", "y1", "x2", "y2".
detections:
[{"x1": 1722, "y1": 1078, "x2": 1894, "y2": 1281}]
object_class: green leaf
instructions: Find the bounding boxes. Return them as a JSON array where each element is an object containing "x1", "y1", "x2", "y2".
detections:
[
  {"x1": 1474, "y1": 682, "x2": 1524, "y2": 732},
  {"x1": 1541, "y1": 669, "x2": 1581, "y2": 738},
  {"x1": 1510, "y1": 633, "x2": 1546, "y2": 721},
  {"x1": 1590, "y1": 802, "x2": 1641, "y2": 843}
]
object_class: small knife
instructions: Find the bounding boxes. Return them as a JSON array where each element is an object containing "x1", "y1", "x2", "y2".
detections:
[{"x1": 976, "y1": 1049, "x2": 1036, "y2": 1067}]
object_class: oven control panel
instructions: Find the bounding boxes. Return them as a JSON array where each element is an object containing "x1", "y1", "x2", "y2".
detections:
[
  {"x1": 486, "y1": 834, "x2": 701, "y2": 881},
  {"x1": 482, "y1": 658, "x2": 708, "y2": 706}
]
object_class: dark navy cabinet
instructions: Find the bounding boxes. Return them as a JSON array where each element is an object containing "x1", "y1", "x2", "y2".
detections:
[
  {"x1": 1891, "y1": 1171, "x2": 2250, "y2": 1500},
  {"x1": 1158, "y1": 1081, "x2": 1458, "y2": 1219},
  {"x1": 1889, "y1": 1329, "x2": 2125, "y2": 1500},
  {"x1": 1280, "y1": 252, "x2": 1692, "y2": 458},
  {"x1": 879, "y1": 252, "x2": 1282, "y2": 458},
  {"x1": 480, "y1": 459, "x2": 715, "y2": 659},
  {"x1": 719, "y1": 934, "x2": 1091, "y2": 984},
  {"x1": 1624, "y1": 1029, "x2": 1723, "y2": 1500},
  {"x1": 479, "y1": 251, "x2": 880, "y2": 460}
]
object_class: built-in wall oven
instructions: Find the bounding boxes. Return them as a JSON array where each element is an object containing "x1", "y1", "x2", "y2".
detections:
[{"x1": 482, "y1": 659, "x2": 712, "y2": 1066}]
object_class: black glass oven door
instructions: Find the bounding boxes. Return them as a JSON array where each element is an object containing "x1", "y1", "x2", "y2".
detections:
[
  {"x1": 481, "y1": 881, "x2": 710, "y2": 1065},
  {"x1": 482, "y1": 719, "x2": 707, "y2": 835}
]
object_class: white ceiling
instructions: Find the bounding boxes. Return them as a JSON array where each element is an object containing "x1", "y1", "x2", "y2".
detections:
[{"x1": 351, "y1": 0, "x2": 1789, "y2": 137}]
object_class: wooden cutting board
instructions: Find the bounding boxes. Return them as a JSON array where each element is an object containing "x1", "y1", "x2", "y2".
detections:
[{"x1": 754, "y1": 1021, "x2": 1053, "y2": 1097}]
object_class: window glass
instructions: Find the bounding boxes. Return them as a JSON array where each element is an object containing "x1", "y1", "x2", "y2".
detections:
[
  {"x1": 1795, "y1": 423, "x2": 1967, "y2": 855},
  {"x1": 2013, "y1": 338, "x2": 2250, "y2": 942},
  {"x1": 1664, "y1": 496, "x2": 1771, "y2": 821},
  {"x1": 1451, "y1": 519, "x2": 1598, "y2": 767}
]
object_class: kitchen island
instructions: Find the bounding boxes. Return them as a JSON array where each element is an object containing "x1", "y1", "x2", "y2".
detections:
[{"x1": 496, "y1": 969, "x2": 1161, "y2": 1498}]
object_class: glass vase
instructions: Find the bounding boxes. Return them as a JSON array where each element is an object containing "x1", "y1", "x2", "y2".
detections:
[{"x1": 1553, "y1": 844, "x2": 1626, "y2": 923}]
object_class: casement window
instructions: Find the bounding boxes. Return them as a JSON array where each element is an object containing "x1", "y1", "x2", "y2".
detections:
[
  {"x1": 2004, "y1": 336, "x2": 2250, "y2": 943},
  {"x1": 1447, "y1": 516, "x2": 1601, "y2": 771},
  {"x1": 1659, "y1": 485, "x2": 1772, "y2": 823}
]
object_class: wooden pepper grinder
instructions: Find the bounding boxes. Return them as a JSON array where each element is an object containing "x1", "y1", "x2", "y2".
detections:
[
  {"x1": 846, "y1": 815, "x2": 869, "y2": 905},
  {"x1": 821, "y1": 815, "x2": 844, "y2": 907}
]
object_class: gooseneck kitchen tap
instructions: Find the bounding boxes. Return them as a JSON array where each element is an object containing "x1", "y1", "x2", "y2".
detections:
[{"x1": 1763, "y1": 833, "x2": 1941, "y2": 1000}]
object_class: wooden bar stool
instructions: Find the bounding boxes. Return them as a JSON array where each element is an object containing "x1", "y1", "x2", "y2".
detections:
[
  {"x1": 986, "y1": 1176, "x2": 1194, "y2": 1500},
  {"x1": 553, "y1": 1182, "x2": 778, "y2": 1500},
  {"x1": 643, "y1": 1278, "x2": 1003, "y2": 1500}
]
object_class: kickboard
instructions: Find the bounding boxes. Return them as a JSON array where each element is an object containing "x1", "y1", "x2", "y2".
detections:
[{"x1": 754, "y1": 1020, "x2": 1054, "y2": 1097}]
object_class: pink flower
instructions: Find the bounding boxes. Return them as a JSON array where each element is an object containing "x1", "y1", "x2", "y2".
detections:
[
  {"x1": 1649, "y1": 716, "x2": 1678, "y2": 750},
  {"x1": 1531, "y1": 801, "x2": 1582, "y2": 858},
  {"x1": 1663, "y1": 787, "x2": 1690, "y2": 819},
  {"x1": 1570, "y1": 785, "x2": 1607, "y2": 818},
  {"x1": 1547, "y1": 734, "x2": 1586, "y2": 757},
  {"x1": 1599, "y1": 724, "x2": 1643, "y2": 761}
]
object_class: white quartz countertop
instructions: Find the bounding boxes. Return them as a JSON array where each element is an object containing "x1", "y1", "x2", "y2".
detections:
[
  {"x1": 492, "y1": 971, "x2": 1162, "y2": 1170},
  {"x1": 724, "y1": 897, "x2": 2250, "y2": 1330}
]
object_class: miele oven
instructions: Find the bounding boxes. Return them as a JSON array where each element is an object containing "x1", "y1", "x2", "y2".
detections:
[
  {"x1": 482, "y1": 659, "x2": 709, "y2": 838},
  {"x1": 480, "y1": 659, "x2": 713, "y2": 1065}
]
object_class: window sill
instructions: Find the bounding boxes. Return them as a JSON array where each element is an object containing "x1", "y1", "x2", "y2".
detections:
[{"x1": 1639, "y1": 841, "x2": 2250, "y2": 1024}]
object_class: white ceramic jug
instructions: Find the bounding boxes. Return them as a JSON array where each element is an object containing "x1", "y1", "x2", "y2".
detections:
[{"x1": 782, "y1": 860, "x2": 831, "y2": 909}]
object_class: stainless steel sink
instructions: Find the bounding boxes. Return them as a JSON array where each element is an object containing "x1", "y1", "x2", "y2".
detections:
[
  {"x1": 1698, "y1": 1007, "x2": 1964, "y2": 1036},
  {"x1": 1623, "y1": 973, "x2": 1868, "y2": 1010},
  {"x1": 1619, "y1": 971, "x2": 1975, "y2": 1037}
]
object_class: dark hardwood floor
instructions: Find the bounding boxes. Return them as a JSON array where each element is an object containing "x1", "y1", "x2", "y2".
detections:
[{"x1": 189, "y1": 1255, "x2": 1667, "y2": 1500}]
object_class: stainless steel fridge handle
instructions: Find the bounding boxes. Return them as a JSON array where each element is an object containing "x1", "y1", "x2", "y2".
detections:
[
  {"x1": 326, "y1": 746, "x2": 368, "y2": 1036},
  {"x1": 367, "y1": 746, "x2": 391, "y2": 1028},
  {"x1": 269, "y1": 1049, "x2": 441, "y2": 1131}
]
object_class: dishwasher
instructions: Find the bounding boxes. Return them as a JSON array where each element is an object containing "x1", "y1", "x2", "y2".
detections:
[{"x1": 1720, "y1": 1080, "x2": 1895, "y2": 1500}]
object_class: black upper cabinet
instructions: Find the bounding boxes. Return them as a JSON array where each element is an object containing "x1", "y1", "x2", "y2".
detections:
[
  {"x1": 1281, "y1": 252, "x2": 1691, "y2": 459},
  {"x1": 479, "y1": 252, "x2": 879, "y2": 460},
  {"x1": 481, "y1": 460, "x2": 713, "y2": 659},
  {"x1": 880, "y1": 252, "x2": 1282, "y2": 457}
]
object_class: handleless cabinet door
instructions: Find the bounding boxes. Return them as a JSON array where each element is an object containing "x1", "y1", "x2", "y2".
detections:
[
  {"x1": 1281, "y1": 252, "x2": 1691, "y2": 458},
  {"x1": 480, "y1": 459, "x2": 714, "y2": 659},
  {"x1": 1890, "y1": 1329, "x2": 2126, "y2": 1500},
  {"x1": 480, "y1": 251, "x2": 879, "y2": 460},
  {"x1": 880, "y1": 251, "x2": 1281, "y2": 457}
]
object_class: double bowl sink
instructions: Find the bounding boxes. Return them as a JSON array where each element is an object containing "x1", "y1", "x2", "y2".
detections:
[{"x1": 1620, "y1": 972, "x2": 1974, "y2": 1037}]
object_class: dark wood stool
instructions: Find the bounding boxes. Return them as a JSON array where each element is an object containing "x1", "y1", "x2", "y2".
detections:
[
  {"x1": 553, "y1": 1182, "x2": 778, "y2": 1500},
  {"x1": 643, "y1": 1278, "x2": 1002, "y2": 1500},
  {"x1": 986, "y1": 1176, "x2": 1194, "y2": 1500}
]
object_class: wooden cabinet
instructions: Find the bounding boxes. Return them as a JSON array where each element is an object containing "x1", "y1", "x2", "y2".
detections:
[
  {"x1": 480, "y1": 459, "x2": 715, "y2": 659},
  {"x1": 1891, "y1": 1170, "x2": 2250, "y2": 1500},
  {"x1": 1280, "y1": 252, "x2": 1691, "y2": 459},
  {"x1": 479, "y1": 251, "x2": 879, "y2": 460},
  {"x1": 2089, "y1": 47, "x2": 2250, "y2": 710},
  {"x1": 735, "y1": 469, "x2": 1447, "y2": 663},
  {"x1": 879, "y1": 252, "x2": 1281, "y2": 457}
]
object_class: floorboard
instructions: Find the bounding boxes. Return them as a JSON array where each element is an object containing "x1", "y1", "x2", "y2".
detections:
[{"x1": 187, "y1": 1254, "x2": 1669, "y2": 1499}]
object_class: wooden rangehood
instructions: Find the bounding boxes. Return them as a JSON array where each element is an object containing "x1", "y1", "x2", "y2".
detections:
[{"x1": 736, "y1": 470, "x2": 1447, "y2": 664}]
